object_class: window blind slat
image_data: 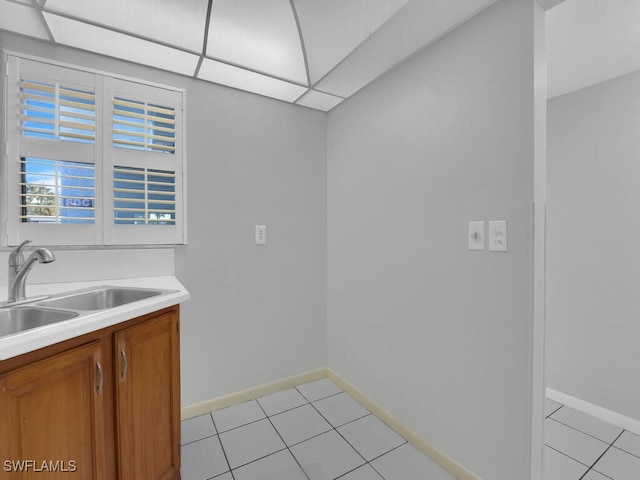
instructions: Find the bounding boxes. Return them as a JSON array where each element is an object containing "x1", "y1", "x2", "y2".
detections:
[
  {"x1": 113, "y1": 96, "x2": 176, "y2": 154},
  {"x1": 20, "y1": 157, "x2": 96, "y2": 225},
  {"x1": 113, "y1": 165, "x2": 176, "y2": 226},
  {"x1": 113, "y1": 138, "x2": 175, "y2": 152},
  {"x1": 113, "y1": 98, "x2": 175, "y2": 116},
  {"x1": 19, "y1": 78, "x2": 96, "y2": 144},
  {"x1": 20, "y1": 81, "x2": 95, "y2": 101},
  {"x1": 113, "y1": 110, "x2": 176, "y2": 125}
]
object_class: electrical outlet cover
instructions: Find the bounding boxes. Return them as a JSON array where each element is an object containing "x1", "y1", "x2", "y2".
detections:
[{"x1": 489, "y1": 220, "x2": 507, "y2": 252}]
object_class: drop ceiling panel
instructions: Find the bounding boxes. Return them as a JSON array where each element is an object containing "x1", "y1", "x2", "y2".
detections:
[
  {"x1": 295, "y1": 90, "x2": 344, "y2": 112},
  {"x1": 292, "y1": 0, "x2": 411, "y2": 84},
  {"x1": 207, "y1": 0, "x2": 307, "y2": 85},
  {"x1": 43, "y1": 0, "x2": 209, "y2": 52},
  {"x1": 3, "y1": 0, "x2": 498, "y2": 110},
  {"x1": 315, "y1": 0, "x2": 496, "y2": 98},
  {"x1": 43, "y1": 13, "x2": 200, "y2": 76},
  {"x1": 0, "y1": 0, "x2": 49, "y2": 40},
  {"x1": 538, "y1": 0, "x2": 567, "y2": 11},
  {"x1": 198, "y1": 58, "x2": 307, "y2": 103},
  {"x1": 547, "y1": 0, "x2": 640, "y2": 99}
]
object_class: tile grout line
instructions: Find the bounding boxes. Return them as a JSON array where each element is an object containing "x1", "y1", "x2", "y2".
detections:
[
  {"x1": 260, "y1": 394, "x2": 312, "y2": 418},
  {"x1": 255, "y1": 399, "x2": 312, "y2": 480},
  {"x1": 181, "y1": 432, "x2": 218, "y2": 447},
  {"x1": 213, "y1": 400, "x2": 267, "y2": 435},
  {"x1": 333, "y1": 441, "x2": 408, "y2": 480},
  {"x1": 577, "y1": 430, "x2": 625, "y2": 480},
  {"x1": 605, "y1": 431, "x2": 640, "y2": 460},
  {"x1": 295, "y1": 386, "x2": 345, "y2": 404},
  {"x1": 187, "y1": 383, "x2": 407, "y2": 480},
  {"x1": 298, "y1": 385, "x2": 403, "y2": 480},
  {"x1": 300, "y1": 386, "x2": 370, "y2": 476},
  {"x1": 545, "y1": 404, "x2": 563, "y2": 419},
  {"x1": 227, "y1": 447, "x2": 291, "y2": 472},
  {"x1": 610, "y1": 443, "x2": 640, "y2": 460},
  {"x1": 545, "y1": 444, "x2": 591, "y2": 468},
  {"x1": 210, "y1": 412, "x2": 237, "y2": 480},
  {"x1": 547, "y1": 416, "x2": 622, "y2": 445}
]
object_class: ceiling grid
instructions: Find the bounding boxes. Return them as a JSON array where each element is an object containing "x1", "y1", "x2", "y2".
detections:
[
  {"x1": 288, "y1": 0, "x2": 311, "y2": 103},
  {"x1": 193, "y1": 0, "x2": 215, "y2": 79},
  {"x1": 0, "y1": 0, "x2": 497, "y2": 111}
]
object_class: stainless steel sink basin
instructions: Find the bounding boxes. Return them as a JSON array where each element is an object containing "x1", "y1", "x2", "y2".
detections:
[
  {"x1": 36, "y1": 287, "x2": 164, "y2": 311},
  {"x1": 0, "y1": 307, "x2": 79, "y2": 337}
]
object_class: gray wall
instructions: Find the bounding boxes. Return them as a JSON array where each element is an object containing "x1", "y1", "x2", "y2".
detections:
[
  {"x1": 326, "y1": 1, "x2": 538, "y2": 479},
  {"x1": 546, "y1": 69, "x2": 640, "y2": 421},
  {"x1": 0, "y1": 32, "x2": 328, "y2": 407},
  {"x1": 174, "y1": 76, "x2": 327, "y2": 405}
]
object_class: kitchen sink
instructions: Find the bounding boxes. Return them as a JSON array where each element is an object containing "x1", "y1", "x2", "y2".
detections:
[
  {"x1": 36, "y1": 287, "x2": 164, "y2": 311},
  {"x1": 0, "y1": 307, "x2": 79, "y2": 337}
]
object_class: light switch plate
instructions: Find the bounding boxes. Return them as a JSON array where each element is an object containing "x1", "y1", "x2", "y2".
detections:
[
  {"x1": 468, "y1": 221, "x2": 485, "y2": 251},
  {"x1": 255, "y1": 225, "x2": 267, "y2": 245},
  {"x1": 488, "y1": 220, "x2": 507, "y2": 252}
]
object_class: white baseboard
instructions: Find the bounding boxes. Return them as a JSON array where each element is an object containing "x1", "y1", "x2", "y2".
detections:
[
  {"x1": 181, "y1": 368, "x2": 480, "y2": 480},
  {"x1": 181, "y1": 368, "x2": 327, "y2": 420},
  {"x1": 546, "y1": 387, "x2": 640, "y2": 436}
]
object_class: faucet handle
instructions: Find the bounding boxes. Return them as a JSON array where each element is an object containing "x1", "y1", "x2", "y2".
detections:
[{"x1": 8, "y1": 239, "x2": 32, "y2": 266}]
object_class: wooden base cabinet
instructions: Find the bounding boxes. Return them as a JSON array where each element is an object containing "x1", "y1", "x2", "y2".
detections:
[
  {"x1": 116, "y1": 309, "x2": 180, "y2": 480},
  {"x1": 0, "y1": 306, "x2": 181, "y2": 480},
  {"x1": 0, "y1": 341, "x2": 108, "y2": 480}
]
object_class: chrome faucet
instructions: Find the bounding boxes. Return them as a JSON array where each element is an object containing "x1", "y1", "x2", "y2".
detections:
[{"x1": 7, "y1": 240, "x2": 55, "y2": 303}]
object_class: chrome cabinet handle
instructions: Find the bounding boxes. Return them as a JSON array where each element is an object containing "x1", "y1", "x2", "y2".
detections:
[
  {"x1": 120, "y1": 349, "x2": 128, "y2": 380},
  {"x1": 96, "y1": 361, "x2": 103, "y2": 393}
]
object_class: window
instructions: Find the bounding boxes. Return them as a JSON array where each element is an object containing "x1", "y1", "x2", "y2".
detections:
[
  {"x1": 21, "y1": 158, "x2": 96, "y2": 224},
  {"x1": 4, "y1": 54, "x2": 186, "y2": 246},
  {"x1": 113, "y1": 167, "x2": 176, "y2": 225},
  {"x1": 20, "y1": 80, "x2": 96, "y2": 144}
]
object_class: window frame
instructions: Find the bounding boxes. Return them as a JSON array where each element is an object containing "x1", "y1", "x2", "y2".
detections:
[{"x1": 2, "y1": 51, "x2": 187, "y2": 247}]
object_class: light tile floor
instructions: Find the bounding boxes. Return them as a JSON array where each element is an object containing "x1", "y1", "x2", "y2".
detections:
[
  {"x1": 181, "y1": 379, "x2": 455, "y2": 480},
  {"x1": 544, "y1": 398, "x2": 640, "y2": 480}
]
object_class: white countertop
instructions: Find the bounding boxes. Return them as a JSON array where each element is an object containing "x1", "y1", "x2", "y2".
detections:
[{"x1": 0, "y1": 276, "x2": 189, "y2": 361}]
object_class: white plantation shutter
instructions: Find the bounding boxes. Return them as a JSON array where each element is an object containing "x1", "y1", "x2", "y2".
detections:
[
  {"x1": 113, "y1": 98, "x2": 176, "y2": 153},
  {"x1": 6, "y1": 56, "x2": 99, "y2": 245},
  {"x1": 4, "y1": 54, "x2": 186, "y2": 247},
  {"x1": 19, "y1": 158, "x2": 96, "y2": 224},
  {"x1": 19, "y1": 80, "x2": 96, "y2": 143},
  {"x1": 104, "y1": 78, "x2": 184, "y2": 245},
  {"x1": 113, "y1": 167, "x2": 176, "y2": 225}
]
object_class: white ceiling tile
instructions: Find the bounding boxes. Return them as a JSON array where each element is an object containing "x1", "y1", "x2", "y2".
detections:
[
  {"x1": 207, "y1": 0, "x2": 307, "y2": 85},
  {"x1": 0, "y1": 1, "x2": 49, "y2": 40},
  {"x1": 292, "y1": 0, "x2": 411, "y2": 84},
  {"x1": 43, "y1": 13, "x2": 200, "y2": 76},
  {"x1": 198, "y1": 58, "x2": 308, "y2": 103},
  {"x1": 7, "y1": 0, "x2": 35, "y2": 6},
  {"x1": 538, "y1": 0, "x2": 567, "y2": 10},
  {"x1": 296, "y1": 90, "x2": 344, "y2": 112},
  {"x1": 43, "y1": 0, "x2": 209, "y2": 52},
  {"x1": 3, "y1": 0, "x2": 499, "y2": 107},
  {"x1": 315, "y1": 0, "x2": 496, "y2": 98},
  {"x1": 547, "y1": 0, "x2": 640, "y2": 99}
]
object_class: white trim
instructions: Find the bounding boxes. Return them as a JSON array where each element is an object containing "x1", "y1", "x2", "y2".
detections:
[
  {"x1": 181, "y1": 368, "x2": 481, "y2": 480},
  {"x1": 4, "y1": 52, "x2": 186, "y2": 246},
  {"x1": 180, "y1": 368, "x2": 327, "y2": 421},
  {"x1": 546, "y1": 388, "x2": 640, "y2": 436},
  {"x1": 531, "y1": 5, "x2": 548, "y2": 479}
]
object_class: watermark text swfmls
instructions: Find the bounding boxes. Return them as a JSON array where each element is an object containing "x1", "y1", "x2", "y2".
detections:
[{"x1": 3, "y1": 460, "x2": 78, "y2": 473}]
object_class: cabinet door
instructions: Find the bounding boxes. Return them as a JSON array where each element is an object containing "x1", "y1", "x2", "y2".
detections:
[
  {"x1": 115, "y1": 310, "x2": 180, "y2": 480},
  {"x1": 0, "y1": 342, "x2": 107, "y2": 480}
]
